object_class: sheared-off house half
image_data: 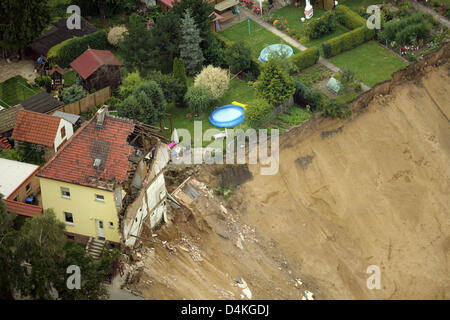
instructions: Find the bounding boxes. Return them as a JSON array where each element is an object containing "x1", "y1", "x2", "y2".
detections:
[{"x1": 37, "y1": 107, "x2": 170, "y2": 248}]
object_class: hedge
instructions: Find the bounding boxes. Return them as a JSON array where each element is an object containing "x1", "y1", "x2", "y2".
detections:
[
  {"x1": 336, "y1": 5, "x2": 366, "y2": 30},
  {"x1": 289, "y1": 47, "x2": 320, "y2": 71},
  {"x1": 48, "y1": 30, "x2": 110, "y2": 68},
  {"x1": 322, "y1": 26, "x2": 373, "y2": 58}
]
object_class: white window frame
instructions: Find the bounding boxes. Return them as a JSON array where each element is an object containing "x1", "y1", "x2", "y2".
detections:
[
  {"x1": 61, "y1": 187, "x2": 71, "y2": 199},
  {"x1": 95, "y1": 194, "x2": 105, "y2": 202},
  {"x1": 64, "y1": 212, "x2": 74, "y2": 225},
  {"x1": 25, "y1": 183, "x2": 32, "y2": 194}
]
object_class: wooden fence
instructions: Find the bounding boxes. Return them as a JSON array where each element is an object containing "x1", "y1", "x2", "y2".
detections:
[{"x1": 53, "y1": 86, "x2": 111, "y2": 115}]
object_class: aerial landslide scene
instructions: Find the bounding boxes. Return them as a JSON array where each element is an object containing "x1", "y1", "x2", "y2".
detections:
[{"x1": 0, "y1": 0, "x2": 449, "y2": 304}]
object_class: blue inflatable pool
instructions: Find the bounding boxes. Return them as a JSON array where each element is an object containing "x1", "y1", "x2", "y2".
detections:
[
  {"x1": 209, "y1": 105, "x2": 245, "y2": 128},
  {"x1": 258, "y1": 44, "x2": 294, "y2": 63}
]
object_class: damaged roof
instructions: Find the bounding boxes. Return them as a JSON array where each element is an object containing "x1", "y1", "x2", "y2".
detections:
[
  {"x1": 37, "y1": 112, "x2": 135, "y2": 190},
  {"x1": 0, "y1": 105, "x2": 24, "y2": 134}
]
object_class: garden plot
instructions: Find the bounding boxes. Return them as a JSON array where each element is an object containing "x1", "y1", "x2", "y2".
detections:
[
  {"x1": 219, "y1": 19, "x2": 299, "y2": 59},
  {"x1": 0, "y1": 76, "x2": 42, "y2": 108},
  {"x1": 268, "y1": 5, "x2": 350, "y2": 52}
]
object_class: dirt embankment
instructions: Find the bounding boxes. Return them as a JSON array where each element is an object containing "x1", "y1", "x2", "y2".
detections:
[{"x1": 128, "y1": 46, "x2": 449, "y2": 300}]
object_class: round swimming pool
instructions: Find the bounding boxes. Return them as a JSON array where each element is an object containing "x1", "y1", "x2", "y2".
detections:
[
  {"x1": 258, "y1": 44, "x2": 294, "y2": 63},
  {"x1": 209, "y1": 105, "x2": 245, "y2": 128}
]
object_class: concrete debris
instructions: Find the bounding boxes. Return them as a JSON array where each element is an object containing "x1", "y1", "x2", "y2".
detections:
[
  {"x1": 220, "y1": 203, "x2": 228, "y2": 215},
  {"x1": 235, "y1": 278, "x2": 252, "y2": 300},
  {"x1": 302, "y1": 290, "x2": 314, "y2": 300},
  {"x1": 162, "y1": 241, "x2": 177, "y2": 254},
  {"x1": 236, "y1": 237, "x2": 244, "y2": 250},
  {"x1": 294, "y1": 278, "x2": 303, "y2": 288}
]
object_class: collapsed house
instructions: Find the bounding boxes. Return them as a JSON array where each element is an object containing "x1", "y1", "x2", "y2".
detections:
[{"x1": 37, "y1": 107, "x2": 169, "y2": 251}]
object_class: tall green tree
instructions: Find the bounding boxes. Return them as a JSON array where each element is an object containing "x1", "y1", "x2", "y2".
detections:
[
  {"x1": 0, "y1": 0, "x2": 51, "y2": 53},
  {"x1": 179, "y1": 10, "x2": 204, "y2": 76},
  {"x1": 119, "y1": 14, "x2": 154, "y2": 76},
  {"x1": 0, "y1": 195, "x2": 19, "y2": 300},
  {"x1": 173, "y1": 57, "x2": 187, "y2": 87}
]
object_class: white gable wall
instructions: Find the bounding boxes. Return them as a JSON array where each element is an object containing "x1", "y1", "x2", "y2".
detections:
[{"x1": 53, "y1": 119, "x2": 74, "y2": 152}]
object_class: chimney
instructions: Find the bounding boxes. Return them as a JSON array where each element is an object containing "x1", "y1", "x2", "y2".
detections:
[{"x1": 96, "y1": 105, "x2": 108, "y2": 128}]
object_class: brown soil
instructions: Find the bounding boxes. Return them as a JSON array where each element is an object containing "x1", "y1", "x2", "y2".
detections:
[{"x1": 129, "y1": 62, "x2": 449, "y2": 300}]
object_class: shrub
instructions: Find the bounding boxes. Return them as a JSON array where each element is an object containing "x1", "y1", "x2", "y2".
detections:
[
  {"x1": 289, "y1": 47, "x2": 320, "y2": 72},
  {"x1": 381, "y1": 13, "x2": 429, "y2": 43},
  {"x1": 35, "y1": 76, "x2": 52, "y2": 93},
  {"x1": 117, "y1": 80, "x2": 167, "y2": 124},
  {"x1": 119, "y1": 71, "x2": 142, "y2": 99},
  {"x1": 245, "y1": 98, "x2": 274, "y2": 124},
  {"x1": 294, "y1": 80, "x2": 311, "y2": 105},
  {"x1": 336, "y1": 5, "x2": 366, "y2": 30},
  {"x1": 323, "y1": 99, "x2": 351, "y2": 119},
  {"x1": 323, "y1": 26, "x2": 370, "y2": 58},
  {"x1": 395, "y1": 22, "x2": 431, "y2": 44},
  {"x1": 225, "y1": 42, "x2": 253, "y2": 73},
  {"x1": 194, "y1": 65, "x2": 230, "y2": 100},
  {"x1": 62, "y1": 85, "x2": 86, "y2": 104},
  {"x1": 149, "y1": 71, "x2": 186, "y2": 107},
  {"x1": 48, "y1": 30, "x2": 109, "y2": 68},
  {"x1": 107, "y1": 26, "x2": 127, "y2": 47},
  {"x1": 306, "y1": 11, "x2": 337, "y2": 39},
  {"x1": 185, "y1": 86, "x2": 212, "y2": 114},
  {"x1": 254, "y1": 59, "x2": 295, "y2": 106}
]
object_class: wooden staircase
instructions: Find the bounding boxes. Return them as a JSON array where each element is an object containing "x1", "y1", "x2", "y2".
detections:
[{"x1": 86, "y1": 237, "x2": 106, "y2": 260}]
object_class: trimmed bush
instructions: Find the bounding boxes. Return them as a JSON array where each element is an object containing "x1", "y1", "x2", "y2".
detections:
[
  {"x1": 323, "y1": 26, "x2": 372, "y2": 58},
  {"x1": 336, "y1": 5, "x2": 366, "y2": 30},
  {"x1": 294, "y1": 80, "x2": 312, "y2": 106},
  {"x1": 289, "y1": 47, "x2": 320, "y2": 72},
  {"x1": 48, "y1": 30, "x2": 109, "y2": 68},
  {"x1": 306, "y1": 11, "x2": 337, "y2": 39},
  {"x1": 185, "y1": 86, "x2": 212, "y2": 114}
]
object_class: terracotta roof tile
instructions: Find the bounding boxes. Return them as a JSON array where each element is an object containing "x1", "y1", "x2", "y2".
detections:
[
  {"x1": 70, "y1": 49, "x2": 123, "y2": 80},
  {"x1": 4, "y1": 199, "x2": 43, "y2": 217},
  {"x1": 37, "y1": 113, "x2": 135, "y2": 190},
  {"x1": 11, "y1": 110, "x2": 62, "y2": 147}
]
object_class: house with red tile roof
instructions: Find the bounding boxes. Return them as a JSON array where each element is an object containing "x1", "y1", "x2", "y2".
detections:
[
  {"x1": 37, "y1": 107, "x2": 170, "y2": 250},
  {"x1": 11, "y1": 110, "x2": 74, "y2": 161},
  {"x1": 70, "y1": 48, "x2": 123, "y2": 92}
]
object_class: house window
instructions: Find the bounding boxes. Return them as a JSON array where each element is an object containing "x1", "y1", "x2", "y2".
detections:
[
  {"x1": 61, "y1": 126, "x2": 66, "y2": 138},
  {"x1": 66, "y1": 235, "x2": 75, "y2": 241},
  {"x1": 109, "y1": 222, "x2": 114, "y2": 229},
  {"x1": 64, "y1": 212, "x2": 74, "y2": 225},
  {"x1": 95, "y1": 194, "x2": 105, "y2": 202},
  {"x1": 61, "y1": 187, "x2": 70, "y2": 199},
  {"x1": 25, "y1": 183, "x2": 32, "y2": 194}
]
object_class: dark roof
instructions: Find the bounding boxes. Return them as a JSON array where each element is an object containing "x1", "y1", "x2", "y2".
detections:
[
  {"x1": 30, "y1": 18, "x2": 97, "y2": 57},
  {"x1": 0, "y1": 105, "x2": 24, "y2": 134},
  {"x1": 19, "y1": 92, "x2": 64, "y2": 114},
  {"x1": 70, "y1": 49, "x2": 123, "y2": 80},
  {"x1": 38, "y1": 112, "x2": 135, "y2": 191},
  {"x1": 12, "y1": 110, "x2": 62, "y2": 147},
  {"x1": 53, "y1": 111, "x2": 81, "y2": 125}
]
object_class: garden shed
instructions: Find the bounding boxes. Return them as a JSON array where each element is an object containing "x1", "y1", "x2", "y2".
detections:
[
  {"x1": 17, "y1": 92, "x2": 64, "y2": 114},
  {"x1": 70, "y1": 48, "x2": 123, "y2": 91},
  {"x1": 49, "y1": 65, "x2": 66, "y2": 90}
]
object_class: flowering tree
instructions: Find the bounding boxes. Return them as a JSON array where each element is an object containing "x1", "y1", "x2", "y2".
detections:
[
  {"x1": 194, "y1": 65, "x2": 230, "y2": 100},
  {"x1": 107, "y1": 26, "x2": 127, "y2": 47}
]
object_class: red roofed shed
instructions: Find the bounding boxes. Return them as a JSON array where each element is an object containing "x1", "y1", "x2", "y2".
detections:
[{"x1": 70, "y1": 48, "x2": 123, "y2": 92}]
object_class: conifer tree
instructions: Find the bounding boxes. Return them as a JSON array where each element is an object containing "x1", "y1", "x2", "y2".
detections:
[{"x1": 179, "y1": 10, "x2": 204, "y2": 76}]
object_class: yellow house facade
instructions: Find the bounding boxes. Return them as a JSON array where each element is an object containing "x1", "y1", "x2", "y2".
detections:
[{"x1": 39, "y1": 177, "x2": 120, "y2": 243}]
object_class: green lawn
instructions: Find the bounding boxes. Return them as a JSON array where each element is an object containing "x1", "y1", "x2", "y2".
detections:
[
  {"x1": 219, "y1": 19, "x2": 299, "y2": 59},
  {"x1": 295, "y1": 64, "x2": 334, "y2": 86},
  {"x1": 164, "y1": 77, "x2": 257, "y2": 146},
  {"x1": 329, "y1": 41, "x2": 408, "y2": 87},
  {"x1": 267, "y1": 105, "x2": 311, "y2": 132},
  {"x1": 63, "y1": 70, "x2": 77, "y2": 87},
  {"x1": 0, "y1": 76, "x2": 42, "y2": 108}
]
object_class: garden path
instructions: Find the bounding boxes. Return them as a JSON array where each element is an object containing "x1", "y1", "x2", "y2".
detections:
[
  {"x1": 409, "y1": 0, "x2": 450, "y2": 28},
  {"x1": 240, "y1": 9, "x2": 371, "y2": 92}
]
